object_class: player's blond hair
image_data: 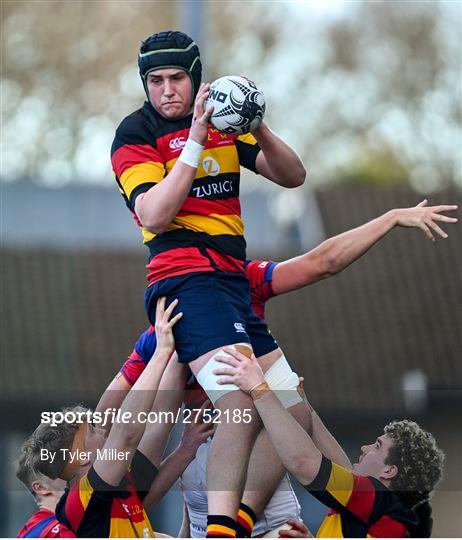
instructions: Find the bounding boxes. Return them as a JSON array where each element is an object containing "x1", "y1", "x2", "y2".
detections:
[
  {"x1": 28, "y1": 405, "x2": 89, "y2": 480},
  {"x1": 384, "y1": 419, "x2": 444, "y2": 507},
  {"x1": 15, "y1": 435, "x2": 45, "y2": 496}
]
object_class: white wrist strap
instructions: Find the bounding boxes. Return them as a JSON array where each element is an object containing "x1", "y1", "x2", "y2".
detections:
[{"x1": 178, "y1": 138, "x2": 204, "y2": 168}]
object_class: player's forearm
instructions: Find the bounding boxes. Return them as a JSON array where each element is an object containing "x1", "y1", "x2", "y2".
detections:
[
  {"x1": 254, "y1": 123, "x2": 306, "y2": 188},
  {"x1": 94, "y1": 377, "x2": 131, "y2": 436},
  {"x1": 111, "y1": 350, "x2": 171, "y2": 445},
  {"x1": 311, "y1": 411, "x2": 352, "y2": 470},
  {"x1": 143, "y1": 445, "x2": 195, "y2": 510},
  {"x1": 315, "y1": 210, "x2": 398, "y2": 276},
  {"x1": 137, "y1": 372, "x2": 185, "y2": 466},
  {"x1": 135, "y1": 162, "x2": 198, "y2": 234},
  {"x1": 254, "y1": 391, "x2": 322, "y2": 485}
]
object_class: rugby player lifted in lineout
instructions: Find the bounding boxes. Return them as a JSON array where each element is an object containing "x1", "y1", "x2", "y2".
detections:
[
  {"x1": 111, "y1": 30, "x2": 306, "y2": 536},
  {"x1": 97, "y1": 198, "x2": 457, "y2": 536}
]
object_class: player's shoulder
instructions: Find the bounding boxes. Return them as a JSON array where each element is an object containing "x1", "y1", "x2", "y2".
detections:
[
  {"x1": 47, "y1": 520, "x2": 76, "y2": 538},
  {"x1": 17, "y1": 509, "x2": 44, "y2": 537},
  {"x1": 365, "y1": 477, "x2": 417, "y2": 532},
  {"x1": 17, "y1": 508, "x2": 75, "y2": 538},
  {"x1": 113, "y1": 102, "x2": 160, "y2": 147},
  {"x1": 114, "y1": 103, "x2": 193, "y2": 151}
]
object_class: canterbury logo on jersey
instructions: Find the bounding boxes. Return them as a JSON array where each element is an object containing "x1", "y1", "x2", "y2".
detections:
[
  {"x1": 169, "y1": 137, "x2": 186, "y2": 150},
  {"x1": 234, "y1": 322, "x2": 246, "y2": 333}
]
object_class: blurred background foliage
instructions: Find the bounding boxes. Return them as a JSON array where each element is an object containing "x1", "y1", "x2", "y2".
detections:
[
  {"x1": 1, "y1": 2, "x2": 461, "y2": 536},
  {"x1": 1, "y1": 0, "x2": 460, "y2": 192}
]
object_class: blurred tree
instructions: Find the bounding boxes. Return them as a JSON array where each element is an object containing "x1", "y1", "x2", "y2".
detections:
[
  {"x1": 209, "y1": 1, "x2": 461, "y2": 193},
  {"x1": 1, "y1": 1, "x2": 460, "y2": 192},
  {"x1": 1, "y1": 0, "x2": 175, "y2": 184}
]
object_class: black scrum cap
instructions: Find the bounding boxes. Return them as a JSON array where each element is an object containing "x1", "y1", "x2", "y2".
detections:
[{"x1": 138, "y1": 30, "x2": 202, "y2": 104}]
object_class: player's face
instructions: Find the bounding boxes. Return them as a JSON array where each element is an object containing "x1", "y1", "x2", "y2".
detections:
[
  {"x1": 352, "y1": 434, "x2": 395, "y2": 479},
  {"x1": 72, "y1": 421, "x2": 107, "y2": 477},
  {"x1": 84, "y1": 421, "x2": 106, "y2": 457},
  {"x1": 47, "y1": 477, "x2": 67, "y2": 495},
  {"x1": 147, "y1": 68, "x2": 193, "y2": 119}
]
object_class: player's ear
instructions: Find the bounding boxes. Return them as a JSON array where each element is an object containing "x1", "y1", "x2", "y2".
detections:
[
  {"x1": 31, "y1": 480, "x2": 52, "y2": 497},
  {"x1": 382, "y1": 464, "x2": 398, "y2": 480}
]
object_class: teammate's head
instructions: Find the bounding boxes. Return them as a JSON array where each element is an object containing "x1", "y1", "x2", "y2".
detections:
[
  {"x1": 29, "y1": 405, "x2": 106, "y2": 482},
  {"x1": 383, "y1": 420, "x2": 444, "y2": 503},
  {"x1": 353, "y1": 420, "x2": 444, "y2": 504},
  {"x1": 16, "y1": 436, "x2": 67, "y2": 508},
  {"x1": 138, "y1": 30, "x2": 201, "y2": 117}
]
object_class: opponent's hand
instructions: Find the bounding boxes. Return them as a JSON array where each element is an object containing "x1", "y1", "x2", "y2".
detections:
[
  {"x1": 394, "y1": 200, "x2": 458, "y2": 241},
  {"x1": 189, "y1": 83, "x2": 214, "y2": 145},
  {"x1": 278, "y1": 519, "x2": 313, "y2": 538},
  {"x1": 154, "y1": 297, "x2": 182, "y2": 356},
  {"x1": 213, "y1": 346, "x2": 265, "y2": 393},
  {"x1": 179, "y1": 400, "x2": 216, "y2": 459}
]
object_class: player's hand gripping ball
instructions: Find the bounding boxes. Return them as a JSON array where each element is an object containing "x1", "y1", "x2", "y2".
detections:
[{"x1": 206, "y1": 75, "x2": 265, "y2": 135}]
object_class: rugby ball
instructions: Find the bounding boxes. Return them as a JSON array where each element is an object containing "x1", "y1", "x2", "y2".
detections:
[{"x1": 206, "y1": 75, "x2": 265, "y2": 135}]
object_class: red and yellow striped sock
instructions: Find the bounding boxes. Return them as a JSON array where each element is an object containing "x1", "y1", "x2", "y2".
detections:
[
  {"x1": 206, "y1": 515, "x2": 237, "y2": 538},
  {"x1": 236, "y1": 503, "x2": 256, "y2": 538}
]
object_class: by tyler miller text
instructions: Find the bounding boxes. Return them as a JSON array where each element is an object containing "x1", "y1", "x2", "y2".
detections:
[{"x1": 40, "y1": 448, "x2": 130, "y2": 463}]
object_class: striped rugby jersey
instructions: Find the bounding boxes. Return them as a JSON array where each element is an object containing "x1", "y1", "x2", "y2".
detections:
[
  {"x1": 111, "y1": 101, "x2": 261, "y2": 284},
  {"x1": 18, "y1": 509, "x2": 75, "y2": 538},
  {"x1": 305, "y1": 456, "x2": 417, "y2": 537},
  {"x1": 55, "y1": 451, "x2": 156, "y2": 538}
]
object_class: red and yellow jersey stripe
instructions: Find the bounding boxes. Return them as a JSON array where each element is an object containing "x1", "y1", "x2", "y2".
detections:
[
  {"x1": 305, "y1": 456, "x2": 414, "y2": 537},
  {"x1": 111, "y1": 103, "x2": 260, "y2": 284},
  {"x1": 57, "y1": 458, "x2": 156, "y2": 538}
]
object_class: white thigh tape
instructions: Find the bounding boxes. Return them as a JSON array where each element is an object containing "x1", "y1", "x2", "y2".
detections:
[
  {"x1": 264, "y1": 354, "x2": 303, "y2": 409},
  {"x1": 195, "y1": 343, "x2": 250, "y2": 405}
]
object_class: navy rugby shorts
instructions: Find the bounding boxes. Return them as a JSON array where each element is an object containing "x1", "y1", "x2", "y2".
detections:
[{"x1": 144, "y1": 272, "x2": 278, "y2": 364}]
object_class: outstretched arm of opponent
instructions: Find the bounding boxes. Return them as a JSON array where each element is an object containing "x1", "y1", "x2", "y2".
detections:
[
  {"x1": 253, "y1": 121, "x2": 306, "y2": 188},
  {"x1": 271, "y1": 200, "x2": 458, "y2": 295},
  {"x1": 135, "y1": 84, "x2": 213, "y2": 234}
]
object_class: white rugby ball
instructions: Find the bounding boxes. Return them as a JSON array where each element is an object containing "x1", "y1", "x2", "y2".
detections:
[{"x1": 206, "y1": 75, "x2": 265, "y2": 135}]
